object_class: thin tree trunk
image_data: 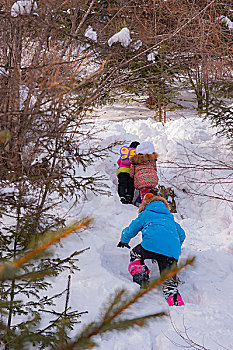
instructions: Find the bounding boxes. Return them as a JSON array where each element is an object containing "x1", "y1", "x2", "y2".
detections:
[
  {"x1": 1, "y1": 18, "x2": 23, "y2": 172},
  {"x1": 5, "y1": 191, "x2": 22, "y2": 350}
]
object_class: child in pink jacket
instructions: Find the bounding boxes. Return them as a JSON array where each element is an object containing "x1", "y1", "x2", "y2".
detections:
[
  {"x1": 117, "y1": 141, "x2": 140, "y2": 204},
  {"x1": 130, "y1": 141, "x2": 159, "y2": 202}
]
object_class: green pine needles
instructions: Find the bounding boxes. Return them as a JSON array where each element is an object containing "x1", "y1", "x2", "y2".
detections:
[{"x1": 0, "y1": 222, "x2": 194, "y2": 349}]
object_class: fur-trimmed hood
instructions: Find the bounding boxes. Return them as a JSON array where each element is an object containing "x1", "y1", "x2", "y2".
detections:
[
  {"x1": 120, "y1": 194, "x2": 186, "y2": 260},
  {"x1": 130, "y1": 152, "x2": 158, "y2": 165},
  {"x1": 139, "y1": 195, "x2": 170, "y2": 213}
]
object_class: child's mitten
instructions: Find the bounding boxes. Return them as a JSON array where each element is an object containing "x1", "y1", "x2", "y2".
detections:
[{"x1": 117, "y1": 241, "x2": 131, "y2": 249}]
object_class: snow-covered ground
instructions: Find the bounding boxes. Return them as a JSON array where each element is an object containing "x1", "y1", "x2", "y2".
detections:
[
  {"x1": 93, "y1": 90, "x2": 197, "y2": 121},
  {"x1": 50, "y1": 107, "x2": 232, "y2": 349}
]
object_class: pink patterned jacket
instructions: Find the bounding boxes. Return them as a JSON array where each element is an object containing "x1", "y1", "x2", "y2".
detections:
[{"x1": 130, "y1": 152, "x2": 159, "y2": 189}]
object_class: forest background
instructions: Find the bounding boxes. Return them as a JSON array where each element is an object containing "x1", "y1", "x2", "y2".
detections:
[{"x1": 0, "y1": 0, "x2": 232, "y2": 349}]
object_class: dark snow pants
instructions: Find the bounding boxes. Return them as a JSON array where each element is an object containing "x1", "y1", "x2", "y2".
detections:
[
  {"x1": 129, "y1": 244, "x2": 178, "y2": 297},
  {"x1": 117, "y1": 173, "x2": 135, "y2": 203}
]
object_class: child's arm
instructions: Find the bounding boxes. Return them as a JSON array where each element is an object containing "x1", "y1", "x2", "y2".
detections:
[
  {"x1": 120, "y1": 214, "x2": 144, "y2": 244},
  {"x1": 175, "y1": 222, "x2": 186, "y2": 245}
]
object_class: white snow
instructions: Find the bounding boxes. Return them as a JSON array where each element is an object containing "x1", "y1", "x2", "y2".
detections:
[
  {"x1": 108, "y1": 27, "x2": 132, "y2": 47},
  {"x1": 48, "y1": 109, "x2": 233, "y2": 349},
  {"x1": 132, "y1": 40, "x2": 143, "y2": 50},
  {"x1": 220, "y1": 15, "x2": 233, "y2": 30},
  {"x1": 0, "y1": 187, "x2": 18, "y2": 196},
  {"x1": 147, "y1": 51, "x2": 159, "y2": 62},
  {"x1": 2, "y1": 98, "x2": 233, "y2": 348},
  {"x1": 0, "y1": 67, "x2": 8, "y2": 76},
  {"x1": 85, "y1": 26, "x2": 97, "y2": 42},
  {"x1": 19, "y1": 84, "x2": 29, "y2": 110},
  {"x1": 11, "y1": 0, "x2": 38, "y2": 18}
]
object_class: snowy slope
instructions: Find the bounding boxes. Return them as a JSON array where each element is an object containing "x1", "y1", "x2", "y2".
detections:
[{"x1": 53, "y1": 115, "x2": 233, "y2": 350}]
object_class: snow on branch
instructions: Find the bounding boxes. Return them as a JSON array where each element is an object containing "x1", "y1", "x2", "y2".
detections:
[
  {"x1": 108, "y1": 27, "x2": 132, "y2": 48},
  {"x1": 0, "y1": 67, "x2": 8, "y2": 76},
  {"x1": 85, "y1": 26, "x2": 97, "y2": 42},
  {"x1": 220, "y1": 15, "x2": 233, "y2": 30},
  {"x1": 147, "y1": 51, "x2": 159, "y2": 62},
  {"x1": 11, "y1": 0, "x2": 38, "y2": 18}
]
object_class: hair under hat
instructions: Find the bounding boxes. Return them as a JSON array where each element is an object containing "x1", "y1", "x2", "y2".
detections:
[
  {"x1": 136, "y1": 141, "x2": 155, "y2": 155},
  {"x1": 129, "y1": 141, "x2": 140, "y2": 149}
]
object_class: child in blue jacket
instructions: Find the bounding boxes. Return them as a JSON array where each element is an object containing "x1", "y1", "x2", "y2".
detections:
[{"x1": 117, "y1": 193, "x2": 186, "y2": 306}]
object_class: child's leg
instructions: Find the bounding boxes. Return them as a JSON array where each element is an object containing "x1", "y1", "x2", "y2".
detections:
[
  {"x1": 156, "y1": 257, "x2": 179, "y2": 299},
  {"x1": 139, "y1": 187, "x2": 151, "y2": 201},
  {"x1": 125, "y1": 176, "x2": 134, "y2": 203},
  {"x1": 128, "y1": 245, "x2": 150, "y2": 287},
  {"x1": 117, "y1": 173, "x2": 128, "y2": 202}
]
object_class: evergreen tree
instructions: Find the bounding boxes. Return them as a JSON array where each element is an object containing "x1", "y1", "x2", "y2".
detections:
[
  {"x1": 0, "y1": 227, "x2": 194, "y2": 349},
  {"x1": 207, "y1": 104, "x2": 233, "y2": 143},
  {"x1": 0, "y1": 220, "x2": 91, "y2": 349},
  {"x1": 0, "y1": 0, "x2": 231, "y2": 347}
]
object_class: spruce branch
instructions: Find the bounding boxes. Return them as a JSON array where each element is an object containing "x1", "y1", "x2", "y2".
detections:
[
  {"x1": 62, "y1": 257, "x2": 195, "y2": 350},
  {"x1": 0, "y1": 219, "x2": 92, "y2": 282},
  {"x1": 13, "y1": 219, "x2": 92, "y2": 268}
]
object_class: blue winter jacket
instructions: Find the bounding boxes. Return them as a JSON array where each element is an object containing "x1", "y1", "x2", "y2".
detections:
[{"x1": 121, "y1": 201, "x2": 186, "y2": 260}]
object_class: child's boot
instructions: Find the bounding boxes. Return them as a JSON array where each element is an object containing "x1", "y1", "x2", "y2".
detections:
[
  {"x1": 166, "y1": 292, "x2": 185, "y2": 306},
  {"x1": 162, "y1": 278, "x2": 184, "y2": 306},
  {"x1": 126, "y1": 195, "x2": 133, "y2": 204},
  {"x1": 128, "y1": 260, "x2": 150, "y2": 287}
]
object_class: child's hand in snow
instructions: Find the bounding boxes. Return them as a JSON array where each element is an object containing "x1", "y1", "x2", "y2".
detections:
[{"x1": 117, "y1": 241, "x2": 130, "y2": 249}]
